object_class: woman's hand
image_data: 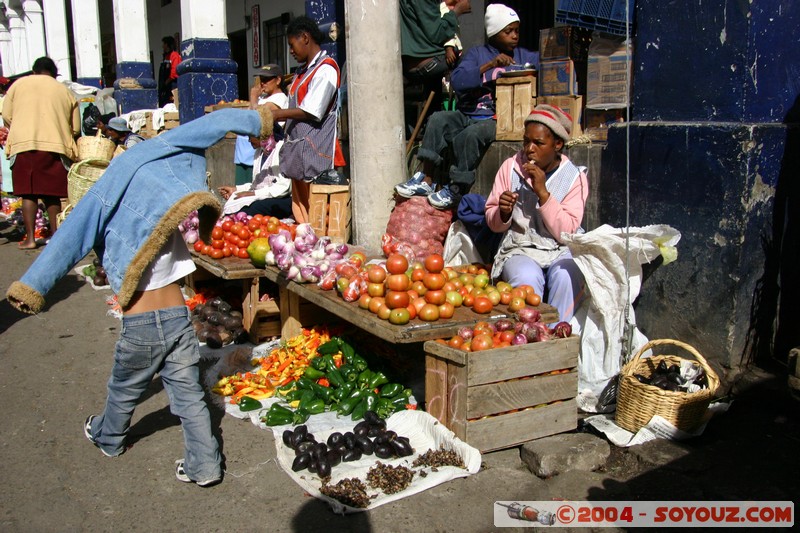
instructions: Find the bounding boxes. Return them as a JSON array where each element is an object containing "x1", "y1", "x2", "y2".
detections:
[
  {"x1": 218, "y1": 186, "x2": 236, "y2": 200},
  {"x1": 498, "y1": 191, "x2": 518, "y2": 223},
  {"x1": 521, "y1": 161, "x2": 550, "y2": 205},
  {"x1": 445, "y1": 47, "x2": 458, "y2": 68}
]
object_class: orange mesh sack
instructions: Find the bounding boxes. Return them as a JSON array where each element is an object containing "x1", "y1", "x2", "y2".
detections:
[{"x1": 385, "y1": 196, "x2": 453, "y2": 259}]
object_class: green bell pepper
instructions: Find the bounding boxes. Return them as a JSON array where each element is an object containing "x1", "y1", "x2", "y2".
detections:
[
  {"x1": 324, "y1": 356, "x2": 346, "y2": 389},
  {"x1": 368, "y1": 371, "x2": 389, "y2": 390},
  {"x1": 316, "y1": 338, "x2": 341, "y2": 356},
  {"x1": 339, "y1": 364, "x2": 358, "y2": 383},
  {"x1": 340, "y1": 341, "x2": 356, "y2": 364},
  {"x1": 332, "y1": 386, "x2": 351, "y2": 403},
  {"x1": 262, "y1": 403, "x2": 294, "y2": 426},
  {"x1": 357, "y1": 369, "x2": 373, "y2": 389},
  {"x1": 311, "y1": 356, "x2": 327, "y2": 371},
  {"x1": 336, "y1": 395, "x2": 362, "y2": 417},
  {"x1": 379, "y1": 383, "x2": 404, "y2": 398},
  {"x1": 375, "y1": 397, "x2": 396, "y2": 419},
  {"x1": 349, "y1": 353, "x2": 369, "y2": 373},
  {"x1": 306, "y1": 399, "x2": 326, "y2": 415},
  {"x1": 237, "y1": 396, "x2": 262, "y2": 412},
  {"x1": 390, "y1": 388, "x2": 412, "y2": 405},
  {"x1": 295, "y1": 376, "x2": 315, "y2": 390},
  {"x1": 298, "y1": 390, "x2": 318, "y2": 411},
  {"x1": 352, "y1": 392, "x2": 378, "y2": 421},
  {"x1": 303, "y1": 366, "x2": 326, "y2": 380},
  {"x1": 311, "y1": 382, "x2": 334, "y2": 404},
  {"x1": 292, "y1": 408, "x2": 310, "y2": 425},
  {"x1": 285, "y1": 389, "x2": 306, "y2": 402}
]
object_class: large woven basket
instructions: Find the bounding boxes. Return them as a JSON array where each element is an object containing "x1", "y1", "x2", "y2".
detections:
[
  {"x1": 615, "y1": 339, "x2": 719, "y2": 433},
  {"x1": 67, "y1": 158, "x2": 109, "y2": 207},
  {"x1": 77, "y1": 130, "x2": 115, "y2": 162}
]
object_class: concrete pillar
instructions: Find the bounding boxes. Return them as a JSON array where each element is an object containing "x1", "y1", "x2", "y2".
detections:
[
  {"x1": 42, "y1": 0, "x2": 72, "y2": 80},
  {"x1": 344, "y1": 0, "x2": 406, "y2": 249},
  {"x1": 112, "y1": 0, "x2": 157, "y2": 112},
  {"x1": 5, "y1": 2, "x2": 29, "y2": 73},
  {"x1": 177, "y1": 0, "x2": 237, "y2": 122},
  {"x1": 22, "y1": 0, "x2": 46, "y2": 66},
  {"x1": 0, "y1": 13, "x2": 13, "y2": 76},
  {"x1": 70, "y1": 0, "x2": 102, "y2": 87}
]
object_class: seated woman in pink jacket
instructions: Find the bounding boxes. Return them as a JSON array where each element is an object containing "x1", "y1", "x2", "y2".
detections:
[{"x1": 485, "y1": 105, "x2": 588, "y2": 323}]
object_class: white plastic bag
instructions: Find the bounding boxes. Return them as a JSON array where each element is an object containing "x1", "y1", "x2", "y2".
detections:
[{"x1": 442, "y1": 220, "x2": 483, "y2": 267}]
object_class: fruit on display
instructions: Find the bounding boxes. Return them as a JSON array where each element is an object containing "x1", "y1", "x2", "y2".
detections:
[
  {"x1": 82, "y1": 257, "x2": 109, "y2": 287},
  {"x1": 190, "y1": 296, "x2": 248, "y2": 348},
  {"x1": 246, "y1": 237, "x2": 271, "y2": 268}
]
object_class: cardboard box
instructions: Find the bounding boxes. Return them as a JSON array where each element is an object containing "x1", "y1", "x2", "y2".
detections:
[
  {"x1": 538, "y1": 95, "x2": 584, "y2": 138},
  {"x1": 424, "y1": 336, "x2": 579, "y2": 452},
  {"x1": 539, "y1": 26, "x2": 592, "y2": 61},
  {"x1": 586, "y1": 51, "x2": 631, "y2": 108},
  {"x1": 309, "y1": 184, "x2": 351, "y2": 243},
  {"x1": 539, "y1": 60, "x2": 577, "y2": 96},
  {"x1": 583, "y1": 108, "x2": 627, "y2": 141},
  {"x1": 495, "y1": 75, "x2": 536, "y2": 141}
]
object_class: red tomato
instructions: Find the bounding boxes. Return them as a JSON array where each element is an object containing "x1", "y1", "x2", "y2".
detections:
[
  {"x1": 212, "y1": 239, "x2": 224, "y2": 250},
  {"x1": 237, "y1": 227, "x2": 251, "y2": 240},
  {"x1": 388, "y1": 307, "x2": 410, "y2": 325},
  {"x1": 201, "y1": 244, "x2": 212, "y2": 256},
  {"x1": 423, "y1": 272, "x2": 446, "y2": 291},
  {"x1": 252, "y1": 214, "x2": 264, "y2": 223},
  {"x1": 386, "y1": 274, "x2": 410, "y2": 292},
  {"x1": 410, "y1": 267, "x2": 426, "y2": 282},
  {"x1": 508, "y1": 297, "x2": 526, "y2": 312},
  {"x1": 358, "y1": 293, "x2": 372, "y2": 310},
  {"x1": 222, "y1": 247, "x2": 232, "y2": 257},
  {"x1": 368, "y1": 296, "x2": 385, "y2": 314},
  {"x1": 366, "y1": 265, "x2": 387, "y2": 284},
  {"x1": 410, "y1": 280, "x2": 427, "y2": 296},
  {"x1": 423, "y1": 253, "x2": 444, "y2": 273},
  {"x1": 237, "y1": 248, "x2": 249, "y2": 259},
  {"x1": 412, "y1": 297, "x2": 427, "y2": 314},
  {"x1": 463, "y1": 293, "x2": 475, "y2": 307},
  {"x1": 438, "y1": 302, "x2": 455, "y2": 319},
  {"x1": 221, "y1": 219, "x2": 233, "y2": 232},
  {"x1": 500, "y1": 292, "x2": 512, "y2": 305},
  {"x1": 471, "y1": 333, "x2": 494, "y2": 352},
  {"x1": 247, "y1": 218, "x2": 260, "y2": 232},
  {"x1": 193, "y1": 240, "x2": 204, "y2": 252},
  {"x1": 349, "y1": 252, "x2": 367, "y2": 268},
  {"x1": 424, "y1": 289, "x2": 446, "y2": 305},
  {"x1": 472, "y1": 297, "x2": 493, "y2": 314},
  {"x1": 499, "y1": 330, "x2": 515, "y2": 344},
  {"x1": 231, "y1": 223, "x2": 244, "y2": 234},
  {"x1": 448, "y1": 336, "x2": 465, "y2": 349},
  {"x1": 418, "y1": 303, "x2": 440, "y2": 322},
  {"x1": 335, "y1": 263, "x2": 358, "y2": 279},
  {"x1": 385, "y1": 290, "x2": 410, "y2": 309},
  {"x1": 367, "y1": 282, "x2": 385, "y2": 298},
  {"x1": 211, "y1": 226, "x2": 224, "y2": 240},
  {"x1": 406, "y1": 302, "x2": 417, "y2": 320},
  {"x1": 210, "y1": 248, "x2": 224, "y2": 259},
  {"x1": 385, "y1": 254, "x2": 409, "y2": 275},
  {"x1": 441, "y1": 281, "x2": 456, "y2": 293},
  {"x1": 526, "y1": 292, "x2": 542, "y2": 306},
  {"x1": 377, "y1": 305, "x2": 392, "y2": 320}
]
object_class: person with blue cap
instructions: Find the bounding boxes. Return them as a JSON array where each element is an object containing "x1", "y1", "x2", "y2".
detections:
[{"x1": 102, "y1": 116, "x2": 145, "y2": 149}]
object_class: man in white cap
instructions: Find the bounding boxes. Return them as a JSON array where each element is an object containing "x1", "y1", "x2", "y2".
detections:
[
  {"x1": 485, "y1": 104, "x2": 588, "y2": 324},
  {"x1": 396, "y1": 3, "x2": 538, "y2": 210},
  {"x1": 103, "y1": 116, "x2": 146, "y2": 149}
]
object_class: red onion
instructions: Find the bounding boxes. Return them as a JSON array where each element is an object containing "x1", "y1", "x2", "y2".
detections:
[
  {"x1": 494, "y1": 319, "x2": 514, "y2": 332},
  {"x1": 457, "y1": 326, "x2": 474, "y2": 340},
  {"x1": 551, "y1": 321, "x2": 573, "y2": 338},
  {"x1": 512, "y1": 333, "x2": 528, "y2": 345},
  {"x1": 516, "y1": 307, "x2": 542, "y2": 324}
]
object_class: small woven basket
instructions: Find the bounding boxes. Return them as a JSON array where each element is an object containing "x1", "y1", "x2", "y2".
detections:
[
  {"x1": 67, "y1": 158, "x2": 109, "y2": 207},
  {"x1": 77, "y1": 130, "x2": 115, "y2": 162},
  {"x1": 615, "y1": 339, "x2": 719, "y2": 433}
]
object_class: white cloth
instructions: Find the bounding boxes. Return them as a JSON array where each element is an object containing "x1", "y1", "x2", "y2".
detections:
[
  {"x1": 561, "y1": 224, "x2": 681, "y2": 412},
  {"x1": 297, "y1": 50, "x2": 338, "y2": 121},
  {"x1": 222, "y1": 140, "x2": 291, "y2": 215},
  {"x1": 136, "y1": 230, "x2": 196, "y2": 291}
]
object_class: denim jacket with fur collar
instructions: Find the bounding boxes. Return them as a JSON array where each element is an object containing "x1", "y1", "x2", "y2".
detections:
[{"x1": 7, "y1": 107, "x2": 273, "y2": 314}]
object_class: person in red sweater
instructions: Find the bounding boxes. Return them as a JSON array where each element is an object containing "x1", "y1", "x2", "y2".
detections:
[
  {"x1": 485, "y1": 105, "x2": 588, "y2": 323},
  {"x1": 159, "y1": 36, "x2": 182, "y2": 106}
]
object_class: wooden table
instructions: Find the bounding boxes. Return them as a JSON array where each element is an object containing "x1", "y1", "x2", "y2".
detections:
[{"x1": 188, "y1": 252, "x2": 559, "y2": 344}]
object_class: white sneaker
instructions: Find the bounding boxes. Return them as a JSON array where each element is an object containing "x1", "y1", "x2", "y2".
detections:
[{"x1": 175, "y1": 459, "x2": 221, "y2": 487}]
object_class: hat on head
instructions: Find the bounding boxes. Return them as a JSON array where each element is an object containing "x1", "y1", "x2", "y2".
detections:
[
  {"x1": 524, "y1": 104, "x2": 573, "y2": 142},
  {"x1": 259, "y1": 63, "x2": 283, "y2": 79},
  {"x1": 485, "y1": 4, "x2": 520, "y2": 38},
  {"x1": 107, "y1": 117, "x2": 131, "y2": 133}
]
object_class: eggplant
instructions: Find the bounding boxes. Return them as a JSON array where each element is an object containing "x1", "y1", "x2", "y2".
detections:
[
  {"x1": 383, "y1": 430, "x2": 397, "y2": 442},
  {"x1": 295, "y1": 441, "x2": 315, "y2": 456},
  {"x1": 356, "y1": 435, "x2": 374, "y2": 455},
  {"x1": 371, "y1": 418, "x2": 387, "y2": 431},
  {"x1": 193, "y1": 303, "x2": 205, "y2": 316},
  {"x1": 93, "y1": 257, "x2": 102, "y2": 267},
  {"x1": 373, "y1": 432, "x2": 389, "y2": 445},
  {"x1": 282, "y1": 429, "x2": 294, "y2": 448},
  {"x1": 326, "y1": 432, "x2": 343, "y2": 448},
  {"x1": 335, "y1": 444, "x2": 348, "y2": 456},
  {"x1": 341, "y1": 448, "x2": 362, "y2": 462},
  {"x1": 305, "y1": 433, "x2": 316, "y2": 443},
  {"x1": 367, "y1": 426, "x2": 383, "y2": 438},
  {"x1": 308, "y1": 460, "x2": 318, "y2": 474},
  {"x1": 292, "y1": 453, "x2": 311, "y2": 472},
  {"x1": 391, "y1": 437, "x2": 414, "y2": 457},
  {"x1": 374, "y1": 444, "x2": 394, "y2": 459},
  {"x1": 363, "y1": 410, "x2": 381, "y2": 426},
  {"x1": 344, "y1": 432, "x2": 356, "y2": 450},
  {"x1": 315, "y1": 442, "x2": 328, "y2": 457},
  {"x1": 232, "y1": 328, "x2": 249, "y2": 344},
  {"x1": 326, "y1": 449, "x2": 342, "y2": 467},
  {"x1": 316, "y1": 460, "x2": 331, "y2": 478},
  {"x1": 205, "y1": 332, "x2": 223, "y2": 349},
  {"x1": 291, "y1": 431, "x2": 307, "y2": 449},
  {"x1": 353, "y1": 421, "x2": 370, "y2": 437},
  {"x1": 217, "y1": 301, "x2": 232, "y2": 314},
  {"x1": 208, "y1": 296, "x2": 223, "y2": 308}
]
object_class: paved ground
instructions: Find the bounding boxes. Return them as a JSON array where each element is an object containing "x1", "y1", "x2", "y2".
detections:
[{"x1": 1, "y1": 221, "x2": 798, "y2": 532}]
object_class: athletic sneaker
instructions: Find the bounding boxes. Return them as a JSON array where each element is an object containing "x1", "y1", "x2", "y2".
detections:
[
  {"x1": 84, "y1": 415, "x2": 129, "y2": 457},
  {"x1": 427, "y1": 184, "x2": 462, "y2": 209},
  {"x1": 395, "y1": 172, "x2": 435, "y2": 198},
  {"x1": 175, "y1": 459, "x2": 221, "y2": 487}
]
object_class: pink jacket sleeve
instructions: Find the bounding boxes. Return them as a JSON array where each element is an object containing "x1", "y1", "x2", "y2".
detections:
[{"x1": 485, "y1": 153, "x2": 589, "y2": 243}]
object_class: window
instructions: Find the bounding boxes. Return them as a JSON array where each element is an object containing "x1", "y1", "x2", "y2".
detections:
[{"x1": 263, "y1": 16, "x2": 286, "y2": 73}]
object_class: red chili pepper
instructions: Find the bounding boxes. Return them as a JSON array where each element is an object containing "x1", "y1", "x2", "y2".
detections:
[
  {"x1": 317, "y1": 377, "x2": 330, "y2": 387},
  {"x1": 405, "y1": 403, "x2": 417, "y2": 410}
]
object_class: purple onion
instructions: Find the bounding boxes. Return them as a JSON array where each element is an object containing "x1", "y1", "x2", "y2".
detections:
[
  {"x1": 457, "y1": 326, "x2": 474, "y2": 340},
  {"x1": 512, "y1": 333, "x2": 528, "y2": 345},
  {"x1": 516, "y1": 307, "x2": 542, "y2": 324},
  {"x1": 494, "y1": 319, "x2": 514, "y2": 332}
]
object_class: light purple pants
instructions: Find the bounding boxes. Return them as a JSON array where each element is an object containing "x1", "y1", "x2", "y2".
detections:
[{"x1": 500, "y1": 251, "x2": 585, "y2": 323}]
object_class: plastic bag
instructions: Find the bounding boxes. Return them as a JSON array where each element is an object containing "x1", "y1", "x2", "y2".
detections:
[{"x1": 82, "y1": 104, "x2": 103, "y2": 136}]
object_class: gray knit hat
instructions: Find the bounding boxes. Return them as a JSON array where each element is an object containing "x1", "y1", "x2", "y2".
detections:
[{"x1": 524, "y1": 104, "x2": 573, "y2": 142}]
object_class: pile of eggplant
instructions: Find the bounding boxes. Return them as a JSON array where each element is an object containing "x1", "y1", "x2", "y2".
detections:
[
  {"x1": 190, "y1": 296, "x2": 248, "y2": 348},
  {"x1": 634, "y1": 360, "x2": 709, "y2": 392},
  {"x1": 287, "y1": 411, "x2": 414, "y2": 478}
]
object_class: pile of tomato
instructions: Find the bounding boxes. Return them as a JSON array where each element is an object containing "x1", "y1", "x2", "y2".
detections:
[
  {"x1": 324, "y1": 253, "x2": 542, "y2": 326},
  {"x1": 192, "y1": 214, "x2": 291, "y2": 260}
]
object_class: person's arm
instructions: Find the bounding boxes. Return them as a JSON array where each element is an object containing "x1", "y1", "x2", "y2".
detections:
[
  {"x1": 408, "y1": 0, "x2": 462, "y2": 46},
  {"x1": 538, "y1": 168, "x2": 589, "y2": 242},
  {"x1": 270, "y1": 107, "x2": 317, "y2": 123},
  {"x1": 70, "y1": 100, "x2": 81, "y2": 139},
  {"x1": 485, "y1": 156, "x2": 518, "y2": 233}
]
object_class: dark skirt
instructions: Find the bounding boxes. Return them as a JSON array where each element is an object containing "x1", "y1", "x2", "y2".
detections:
[{"x1": 12, "y1": 150, "x2": 69, "y2": 197}]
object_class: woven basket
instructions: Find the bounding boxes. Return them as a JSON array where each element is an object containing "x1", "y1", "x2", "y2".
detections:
[
  {"x1": 112, "y1": 145, "x2": 125, "y2": 159},
  {"x1": 615, "y1": 339, "x2": 719, "y2": 433},
  {"x1": 77, "y1": 130, "x2": 115, "y2": 162},
  {"x1": 67, "y1": 158, "x2": 109, "y2": 207}
]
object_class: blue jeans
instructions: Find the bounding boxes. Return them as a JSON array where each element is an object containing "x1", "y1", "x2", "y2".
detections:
[
  {"x1": 87, "y1": 306, "x2": 221, "y2": 481},
  {"x1": 417, "y1": 110, "x2": 496, "y2": 190}
]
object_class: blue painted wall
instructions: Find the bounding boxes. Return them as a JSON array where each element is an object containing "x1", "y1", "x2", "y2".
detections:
[
  {"x1": 176, "y1": 38, "x2": 239, "y2": 123},
  {"x1": 305, "y1": 0, "x2": 346, "y2": 66},
  {"x1": 602, "y1": 1, "x2": 800, "y2": 368}
]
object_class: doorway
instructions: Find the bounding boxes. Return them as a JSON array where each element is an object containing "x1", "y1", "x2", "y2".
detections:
[{"x1": 229, "y1": 29, "x2": 248, "y2": 101}]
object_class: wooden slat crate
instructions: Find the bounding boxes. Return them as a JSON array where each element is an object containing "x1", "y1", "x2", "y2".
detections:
[
  {"x1": 163, "y1": 111, "x2": 180, "y2": 130},
  {"x1": 241, "y1": 276, "x2": 281, "y2": 343},
  {"x1": 424, "y1": 335, "x2": 579, "y2": 452},
  {"x1": 309, "y1": 184, "x2": 351, "y2": 243},
  {"x1": 495, "y1": 75, "x2": 537, "y2": 141}
]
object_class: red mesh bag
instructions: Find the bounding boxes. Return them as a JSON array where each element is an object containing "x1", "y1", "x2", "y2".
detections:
[{"x1": 384, "y1": 196, "x2": 453, "y2": 260}]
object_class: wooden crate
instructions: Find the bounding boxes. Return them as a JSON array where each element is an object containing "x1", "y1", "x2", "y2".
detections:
[
  {"x1": 424, "y1": 335, "x2": 579, "y2": 452},
  {"x1": 309, "y1": 184, "x2": 351, "y2": 243},
  {"x1": 496, "y1": 75, "x2": 537, "y2": 141},
  {"x1": 241, "y1": 276, "x2": 282, "y2": 343},
  {"x1": 539, "y1": 95, "x2": 583, "y2": 139},
  {"x1": 163, "y1": 111, "x2": 180, "y2": 130}
]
